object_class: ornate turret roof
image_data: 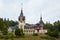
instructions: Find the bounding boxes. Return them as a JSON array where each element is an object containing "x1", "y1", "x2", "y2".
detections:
[
  {"x1": 20, "y1": 9, "x2": 23, "y2": 17},
  {"x1": 18, "y1": 8, "x2": 25, "y2": 21},
  {"x1": 40, "y1": 16, "x2": 44, "y2": 24},
  {"x1": 36, "y1": 15, "x2": 44, "y2": 25}
]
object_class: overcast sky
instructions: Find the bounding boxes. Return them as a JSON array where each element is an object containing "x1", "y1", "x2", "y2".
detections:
[{"x1": 0, "y1": 0, "x2": 60, "y2": 24}]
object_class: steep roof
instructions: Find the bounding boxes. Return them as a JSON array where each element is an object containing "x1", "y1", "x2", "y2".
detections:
[{"x1": 20, "y1": 9, "x2": 23, "y2": 17}]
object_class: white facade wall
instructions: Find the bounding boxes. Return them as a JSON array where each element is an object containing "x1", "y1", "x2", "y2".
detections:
[
  {"x1": 35, "y1": 30, "x2": 37, "y2": 33},
  {"x1": 18, "y1": 21, "x2": 25, "y2": 31},
  {"x1": 39, "y1": 29, "x2": 47, "y2": 33},
  {"x1": 23, "y1": 28, "x2": 47, "y2": 34},
  {"x1": 24, "y1": 29, "x2": 35, "y2": 34},
  {"x1": 8, "y1": 27, "x2": 13, "y2": 33}
]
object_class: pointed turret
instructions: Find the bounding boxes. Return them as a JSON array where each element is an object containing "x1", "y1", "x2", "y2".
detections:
[
  {"x1": 20, "y1": 9, "x2": 23, "y2": 17},
  {"x1": 18, "y1": 0, "x2": 25, "y2": 32},
  {"x1": 40, "y1": 15, "x2": 44, "y2": 24},
  {"x1": 18, "y1": 2, "x2": 25, "y2": 21},
  {"x1": 18, "y1": 8, "x2": 25, "y2": 21}
]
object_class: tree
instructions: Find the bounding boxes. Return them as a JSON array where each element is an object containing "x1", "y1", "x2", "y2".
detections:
[
  {"x1": 15, "y1": 28, "x2": 24, "y2": 37},
  {"x1": 0, "y1": 18, "x2": 8, "y2": 35},
  {"x1": 2, "y1": 24, "x2": 8, "y2": 35},
  {"x1": 47, "y1": 29, "x2": 59, "y2": 38},
  {"x1": 44, "y1": 21, "x2": 60, "y2": 38},
  {"x1": 3, "y1": 18, "x2": 18, "y2": 27},
  {"x1": 0, "y1": 18, "x2": 4, "y2": 31},
  {"x1": 44, "y1": 22, "x2": 54, "y2": 31},
  {"x1": 53, "y1": 20, "x2": 60, "y2": 32}
]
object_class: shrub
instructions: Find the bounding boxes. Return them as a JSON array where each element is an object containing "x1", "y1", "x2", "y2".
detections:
[
  {"x1": 7, "y1": 33, "x2": 15, "y2": 38},
  {"x1": 32, "y1": 33, "x2": 38, "y2": 36},
  {"x1": 0, "y1": 35, "x2": 9, "y2": 39},
  {"x1": 46, "y1": 29, "x2": 59, "y2": 38},
  {"x1": 15, "y1": 28, "x2": 24, "y2": 37}
]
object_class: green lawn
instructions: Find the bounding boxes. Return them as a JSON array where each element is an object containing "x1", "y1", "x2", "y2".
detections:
[{"x1": 0, "y1": 34, "x2": 60, "y2": 40}]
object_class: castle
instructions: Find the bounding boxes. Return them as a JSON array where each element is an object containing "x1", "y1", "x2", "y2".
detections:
[{"x1": 18, "y1": 9, "x2": 47, "y2": 34}]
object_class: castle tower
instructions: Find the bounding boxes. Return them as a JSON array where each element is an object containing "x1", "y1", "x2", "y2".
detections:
[
  {"x1": 18, "y1": 8, "x2": 25, "y2": 31},
  {"x1": 40, "y1": 15, "x2": 44, "y2": 30},
  {"x1": 18, "y1": 1, "x2": 25, "y2": 31}
]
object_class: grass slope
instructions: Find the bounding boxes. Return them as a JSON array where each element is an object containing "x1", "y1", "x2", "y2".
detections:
[{"x1": 0, "y1": 34, "x2": 60, "y2": 40}]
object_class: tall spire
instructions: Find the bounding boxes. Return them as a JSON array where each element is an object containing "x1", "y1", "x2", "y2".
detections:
[
  {"x1": 20, "y1": 0, "x2": 23, "y2": 17},
  {"x1": 40, "y1": 14, "x2": 42, "y2": 20},
  {"x1": 20, "y1": 9, "x2": 23, "y2": 17},
  {"x1": 18, "y1": 0, "x2": 25, "y2": 21},
  {"x1": 40, "y1": 14, "x2": 44, "y2": 24}
]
